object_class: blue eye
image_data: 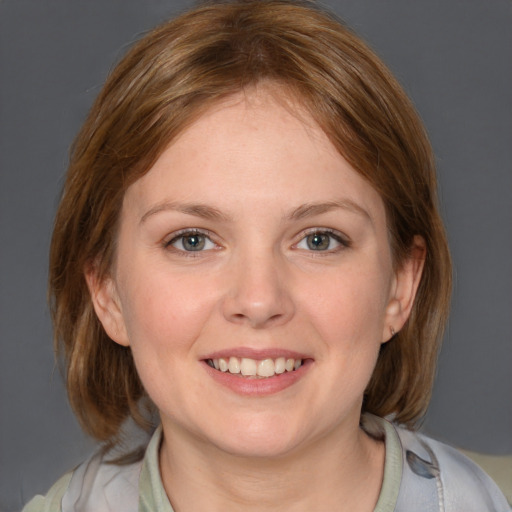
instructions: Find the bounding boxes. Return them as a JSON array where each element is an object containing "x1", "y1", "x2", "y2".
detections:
[
  {"x1": 296, "y1": 231, "x2": 346, "y2": 251},
  {"x1": 168, "y1": 231, "x2": 216, "y2": 252}
]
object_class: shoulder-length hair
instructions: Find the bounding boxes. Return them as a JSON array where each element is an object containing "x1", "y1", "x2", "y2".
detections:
[{"x1": 50, "y1": 0, "x2": 451, "y2": 444}]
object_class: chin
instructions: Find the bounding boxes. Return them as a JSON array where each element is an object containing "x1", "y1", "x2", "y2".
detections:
[
  {"x1": 203, "y1": 413, "x2": 310, "y2": 459},
  {"x1": 215, "y1": 434, "x2": 302, "y2": 460}
]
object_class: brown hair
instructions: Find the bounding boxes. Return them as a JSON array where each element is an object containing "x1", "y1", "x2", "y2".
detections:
[{"x1": 49, "y1": 0, "x2": 451, "y2": 444}]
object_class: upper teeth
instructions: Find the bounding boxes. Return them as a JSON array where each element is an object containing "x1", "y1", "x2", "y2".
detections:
[{"x1": 208, "y1": 357, "x2": 303, "y2": 378}]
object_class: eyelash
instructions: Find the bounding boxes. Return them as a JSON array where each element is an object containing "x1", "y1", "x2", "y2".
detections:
[
  {"x1": 163, "y1": 229, "x2": 219, "y2": 257},
  {"x1": 294, "y1": 228, "x2": 351, "y2": 254},
  {"x1": 163, "y1": 228, "x2": 350, "y2": 257}
]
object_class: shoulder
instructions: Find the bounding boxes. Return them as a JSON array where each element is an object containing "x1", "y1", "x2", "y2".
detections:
[
  {"x1": 21, "y1": 450, "x2": 143, "y2": 512},
  {"x1": 21, "y1": 427, "x2": 164, "y2": 512},
  {"x1": 22, "y1": 473, "x2": 72, "y2": 512},
  {"x1": 395, "y1": 424, "x2": 510, "y2": 512}
]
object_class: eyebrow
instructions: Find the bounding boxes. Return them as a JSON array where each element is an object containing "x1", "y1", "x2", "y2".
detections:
[
  {"x1": 140, "y1": 198, "x2": 372, "y2": 224},
  {"x1": 286, "y1": 200, "x2": 372, "y2": 223},
  {"x1": 140, "y1": 201, "x2": 230, "y2": 224}
]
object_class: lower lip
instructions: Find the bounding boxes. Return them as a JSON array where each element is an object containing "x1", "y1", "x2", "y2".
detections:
[{"x1": 202, "y1": 360, "x2": 312, "y2": 396}]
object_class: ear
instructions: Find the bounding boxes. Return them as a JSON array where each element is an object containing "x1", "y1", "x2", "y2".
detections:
[
  {"x1": 382, "y1": 235, "x2": 426, "y2": 343},
  {"x1": 85, "y1": 265, "x2": 130, "y2": 347}
]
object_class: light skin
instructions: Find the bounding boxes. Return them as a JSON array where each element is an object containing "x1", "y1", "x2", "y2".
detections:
[{"x1": 87, "y1": 85, "x2": 425, "y2": 511}]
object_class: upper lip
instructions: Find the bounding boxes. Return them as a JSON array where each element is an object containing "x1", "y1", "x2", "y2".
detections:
[{"x1": 202, "y1": 347, "x2": 311, "y2": 361}]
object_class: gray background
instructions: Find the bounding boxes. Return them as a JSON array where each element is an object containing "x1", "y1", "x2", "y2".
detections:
[{"x1": 1, "y1": 0, "x2": 511, "y2": 510}]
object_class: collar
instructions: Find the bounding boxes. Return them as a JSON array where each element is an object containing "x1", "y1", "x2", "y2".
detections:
[{"x1": 137, "y1": 415, "x2": 403, "y2": 512}]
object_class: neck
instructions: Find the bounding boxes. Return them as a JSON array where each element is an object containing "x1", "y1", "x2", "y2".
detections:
[{"x1": 159, "y1": 417, "x2": 385, "y2": 512}]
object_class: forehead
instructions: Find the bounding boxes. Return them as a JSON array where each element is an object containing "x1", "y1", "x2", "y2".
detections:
[{"x1": 122, "y1": 86, "x2": 385, "y2": 225}]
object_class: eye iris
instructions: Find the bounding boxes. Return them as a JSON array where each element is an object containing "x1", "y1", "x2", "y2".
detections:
[
  {"x1": 183, "y1": 234, "x2": 205, "y2": 251},
  {"x1": 307, "y1": 233, "x2": 330, "y2": 250}
]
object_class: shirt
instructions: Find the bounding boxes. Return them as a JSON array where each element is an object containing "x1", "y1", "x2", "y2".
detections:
[{"x1": 22, "y1": 414, "x2": 510, "y2": 511}]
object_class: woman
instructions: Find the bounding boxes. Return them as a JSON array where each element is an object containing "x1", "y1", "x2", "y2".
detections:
[{"x1": 23, "y1": 1, "x2": 509, "y2": 511}]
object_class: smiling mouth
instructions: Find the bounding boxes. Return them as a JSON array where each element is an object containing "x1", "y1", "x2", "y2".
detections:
[{"x1": 206, "y1": 356, "x2": 304, "y2": 379}]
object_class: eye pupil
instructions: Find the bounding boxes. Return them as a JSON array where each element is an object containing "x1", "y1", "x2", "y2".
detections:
[
  {"x1": 307, "y1": 233, "x2": 330, "y2": 250},
  {"x1": 183, "y1": 234, "x2": 205, "y2": 251}
]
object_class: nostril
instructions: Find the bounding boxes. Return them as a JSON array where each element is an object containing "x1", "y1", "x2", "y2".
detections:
[
  {"x1": 221, "y1": 280, "x2": 295, "y2": 328},
  {"x1": 268, "y1": 313, "x2": 284, "y2": 323}
]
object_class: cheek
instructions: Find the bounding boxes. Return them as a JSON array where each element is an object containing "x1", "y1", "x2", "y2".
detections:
[
  {"x1": 116, "y1": 269, "x2": 218, "y2": 408},
  {"x1": 304, "y1": 265, "x2": 391, "y2": 342},
  {"x1": 117, "y1": 265, "x2": 217, "y2": 354}
]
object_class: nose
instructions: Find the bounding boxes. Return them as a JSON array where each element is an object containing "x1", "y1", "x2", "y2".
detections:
[{"x1": 221, "y1": 249, "x2": 295, "y2": 329}]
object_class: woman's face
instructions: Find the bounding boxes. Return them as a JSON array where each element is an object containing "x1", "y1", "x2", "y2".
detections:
[{"x1": 90, "y1": 87, "x2": 420, "y2": 458}]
